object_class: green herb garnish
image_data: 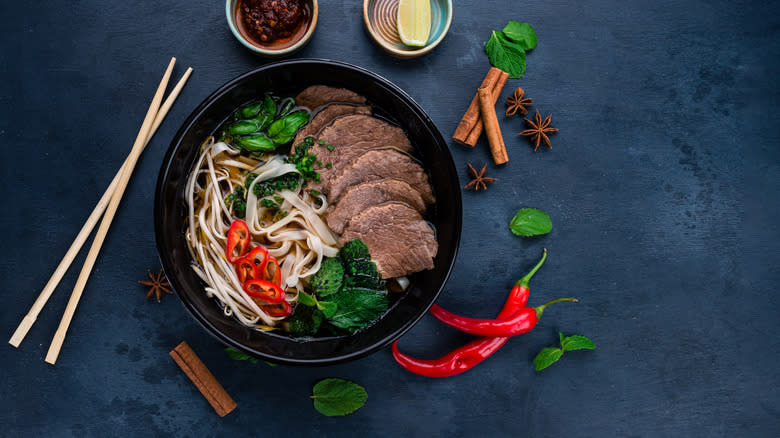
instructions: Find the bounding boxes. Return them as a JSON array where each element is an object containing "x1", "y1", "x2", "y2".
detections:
[
  {"x1": 311, "y1": 378, "x2": 368, "y2": 417},
  {"x1": 326, "y1": 144, "x2": 334, "y2": 151},
  {"x1": 266, "y1": 110, "x2": 311, "y2": 145},
  {"x1": 484, "y1": 21, "x2": 537, "y2": 78},
  {"x1": 509, "y1": 208, "x2": 552, "y2": 237},
  {"x1": 534, "y1": 333, "x2": 595, "y2": 371},
  {"x1": 225, "y1": 347, "x2": 277, "y2": 367},
  {"x1": 225, "y1": 186, "x2": 247, "y2": 219}
]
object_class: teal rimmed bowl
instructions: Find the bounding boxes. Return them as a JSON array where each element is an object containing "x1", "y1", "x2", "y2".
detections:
[{"x1": 362, "y1": 0, "x2": 452, "y2": 58}]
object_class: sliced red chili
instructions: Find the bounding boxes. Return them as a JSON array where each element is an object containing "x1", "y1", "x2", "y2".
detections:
[
  {"x1": 263, "y1": 256, "x2": 282, "y2": 286},
  {"x1": 235, "y1": 257, "x2": 259, "y2": 284},
  {"x1": 247, "y1": 246, "x2": 269, "y2": 273},
  {"x1": 225, "y1": 220, "x2": 251, "y2": 263},
  {"x1": 262, "y1": 301, "x2": 292, "y2": 317},
  {"x1": 243, "y1": 279, "x2": 285, "y2": 303}
]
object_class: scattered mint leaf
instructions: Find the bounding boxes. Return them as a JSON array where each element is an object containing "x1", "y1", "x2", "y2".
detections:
[
  {"x1": 298, "y1": 291, "x2": 317, "y2": 307},
  {"x1": 561, "y1": 334, "x2": 596, "y2": 352},
  {"x1": 225, "y1": 347, "x2": 258, "y2": 364},
  {"x1": 311, "y1": 378, "x2": 367, "y2": 417},
  {"x1": 317, "y1": 300, "x2": 339, "y2": 319},
  {"x1": 264, "y1": 361, "x2": 278, "y2": 367},
  {"x1": 534, "y1": 347, "x2": 563, "y2": 371},
  {"x1": 509, "y1": 208, "x2": 552, "y2": 237},
  {"x1": 485, "y1": 31, "x2": 527, "y2": 78},
  {"x1": 502, "y1": 21, "x2": 537, "y2": 51},
  {"x1": 534, "y1": 333, "x2": 595, "y2": 372}
]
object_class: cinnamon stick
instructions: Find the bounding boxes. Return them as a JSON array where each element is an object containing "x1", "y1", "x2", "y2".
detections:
[
  {"x1": 452, "y1": 67, "x2": 503, "y2": 146},
  {"x1": 477, "y1": 86, "x2": 508, "y2": 165},
  {"x1": 464, "y1": 70, "x2": 509, "y2": 146},
  {"x1": 170, "y1": 341, "x2": 237, "y2": 417}
]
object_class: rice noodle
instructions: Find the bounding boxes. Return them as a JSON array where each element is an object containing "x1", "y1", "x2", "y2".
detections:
[{"x1": 185, "y1": 137, "x2": 339, "y2": 328}]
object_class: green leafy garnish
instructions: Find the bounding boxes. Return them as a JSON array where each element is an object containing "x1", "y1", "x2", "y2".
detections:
[
  {"x1": 288, "y1": 137, "x2": 320, "y2": 181},
  {"x1": 316, "y1": 300, "x2": 338, "y2": 318},
  {"x1": 509, "y1": 208, "x2": 552, "y2": 237},
  {"x1": 485, "y1": 31, "x2": 527, "y2": 78},
  {"x1": 534, "y1": 333, "x2": 595, "y2": 371},
  {"x1": 234, "y1": 132, "x2": 276, "y2": 152},
  {"x1": 561, "y1": 334, "x2": 596, "y2": 352},
  {"x1": 310, "y1": 258, "x2": 344, "y2": 297},
  {"x1": 224, "y1": 347, "x2": 258, "y2": 364},
  {"x1": 329, "y1": 288, "x2": 389, "y2": 332},
  {"x1": 484, "y1": 22, "x2": 537, "y2": 78},
  {"x1": 501, "y1": 21, "x2": 537, "y2": 50},
  {"x1": 311, "y1": 378, "x2": 368, "y2": 417},
  {"x1": 267, "y1": 110, "x2": 311, "y2": 145}
]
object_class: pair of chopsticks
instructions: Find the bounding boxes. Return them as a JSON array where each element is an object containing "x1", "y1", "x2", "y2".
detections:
[{"x1": 9, "y1": 58, "x2": 193, "y2": 365}]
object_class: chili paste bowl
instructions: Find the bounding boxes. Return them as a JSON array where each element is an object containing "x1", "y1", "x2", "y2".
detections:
[
  {"x1": 226, "y1": 0, "x2": 319, "y2": 57},
  {"x1": 155, "y1": 59, "x2": 462, "y2": 365}
]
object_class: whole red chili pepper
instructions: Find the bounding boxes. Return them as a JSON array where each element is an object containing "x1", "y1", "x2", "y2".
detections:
[
  {"x1": 430, "y1": 297, "x2": 578, "y2": 337},
  {"x1": 393, "y1": 250, "x2": 572, "y2": 377},
  {"x1": 391, "y1": 252, "x2": 546, "y2": 377}
]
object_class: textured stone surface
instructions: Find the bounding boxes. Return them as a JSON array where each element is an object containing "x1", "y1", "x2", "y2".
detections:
[{"x1": 1, "y1": 0, "x2": 779, "y2": 436}]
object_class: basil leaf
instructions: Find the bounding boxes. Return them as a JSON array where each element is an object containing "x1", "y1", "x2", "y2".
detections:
[
  {"x1": 267, "y1": 110, "x2": 311, "y2": 145},
  {"x1": 317, "y1": 301, "x2": 339, "y2": 319},
  {"x1": 509, "y1": 208, "x2": 552, "y2": 237},
  {"x1": 278, "y1": 97, "x2": 296, "y2": 117},
  {"x1": 534, "y1": 347, "x2": 563, "y2": 371},
  {"x1": 502, "y1": 21, "x2": 537, "y2": 51},
  {"x1": 561, "y1": 335, "x2": 596, "y2": 352},
  {"x1": 298, "y1": 291, "x2": 317, "y2": 307},
  {"x1": 235, "y1": 132, "x2": 275, "y2": 152},
  {"x1": 311, "y1": 378, "x2": 368, "y2": 417},
  {"x1": 485, "y1": 31, "x2": 527, "y2": 79},
  {"x1": 262, "y1": 94, "x2": 277, "y2": 118},
  {"x1": 235, "y1": 101, "x2": 264, "y2": 120},
  {"x1": 224, "y1": 347, "x2": 258, "y2": 364},
  {"x1": 224, "y1": 119, "x2": 261, "y2": 136}
]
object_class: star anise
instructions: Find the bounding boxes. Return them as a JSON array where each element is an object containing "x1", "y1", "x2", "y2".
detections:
[
  {"x1": 519, "y1": 110, "x2": 558, "y2": 151},
  {"x1": 464, "y1": 163, "x2": 497, "y2": 191},
  {"x1": 139, "y1": 269, "x2": 173, "y2": 303},
  {"x1": 505, "y1": 88, "x2": 533, "y2": 117}
]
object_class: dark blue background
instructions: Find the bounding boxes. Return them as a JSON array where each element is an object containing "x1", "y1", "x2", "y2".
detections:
[{"x1": 2, "y1": 0, "x2": 779, "y2": 436}]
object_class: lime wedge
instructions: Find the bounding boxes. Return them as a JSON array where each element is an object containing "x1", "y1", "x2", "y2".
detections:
[{"x1": 397, "y1": 0, "x2": 431, "y2": 48}]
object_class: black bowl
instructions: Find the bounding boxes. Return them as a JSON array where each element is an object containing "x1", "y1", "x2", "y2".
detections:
[{"x1": 154, "y1": 59, "x2": 461, "y2": 365}]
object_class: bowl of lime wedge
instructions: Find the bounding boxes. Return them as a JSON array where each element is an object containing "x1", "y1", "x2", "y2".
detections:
[{"x1": 362, "y1": 0, "x2": 452, "y2": 58}]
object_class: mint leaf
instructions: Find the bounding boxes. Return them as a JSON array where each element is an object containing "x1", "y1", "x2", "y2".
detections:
[
  {"x1": 485, "y1": 31, "x2": 527, "y2": 78},
  {"x1": 311, "y1": 378, "x2": 367, "y2": 416},
  {"x1": 225, "y1": 347, "x2": 258, "y2": 364},
  {"x1": 317, "y1": 300, "x2": 339, "y2": 319},
  {"x1": 534, "y1": 347, "x2": 563, "y2": 371},
  {"x1": 298, "y1": 291, "x2": 317, "y2": 307},
  {"x1": 502, "y1": 21, "x2": 537, "y2": 51},
  {"x1": 329, "y1": 288, "x2": 388, "y2": 332},
  {"x1": 561, "y1": 335, "x2": 596, "y2": 351},
  {"x1": 264, "y1": 361, "x2": 278, "y2": 367},
  {"x1": 509, "y1": 208, "x2": 552, "y2": 237}
]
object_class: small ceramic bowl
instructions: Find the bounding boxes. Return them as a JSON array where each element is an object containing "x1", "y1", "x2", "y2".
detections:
[
  {"x1": 226, "y1": 0, "x2": 319, "y2": 57},
  {"x1": 362, "y1": 0, "x2": 452, "y2": 58}
]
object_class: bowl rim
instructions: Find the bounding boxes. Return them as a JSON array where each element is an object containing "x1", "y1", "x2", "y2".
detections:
[
  {"x1": 225, "y1": 0, "x2": 319, "y2": 57},
  {"x1": 362, "y1": 0, "x2": 453, "y2": 58},
  {"x1": 154, "y1": 58, "x2": 462, "y2": 365}
]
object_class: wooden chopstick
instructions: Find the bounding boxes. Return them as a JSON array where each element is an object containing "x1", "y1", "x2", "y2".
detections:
[{"x1": 8, "y1": 66, "x2": 192, "y2": 349}]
